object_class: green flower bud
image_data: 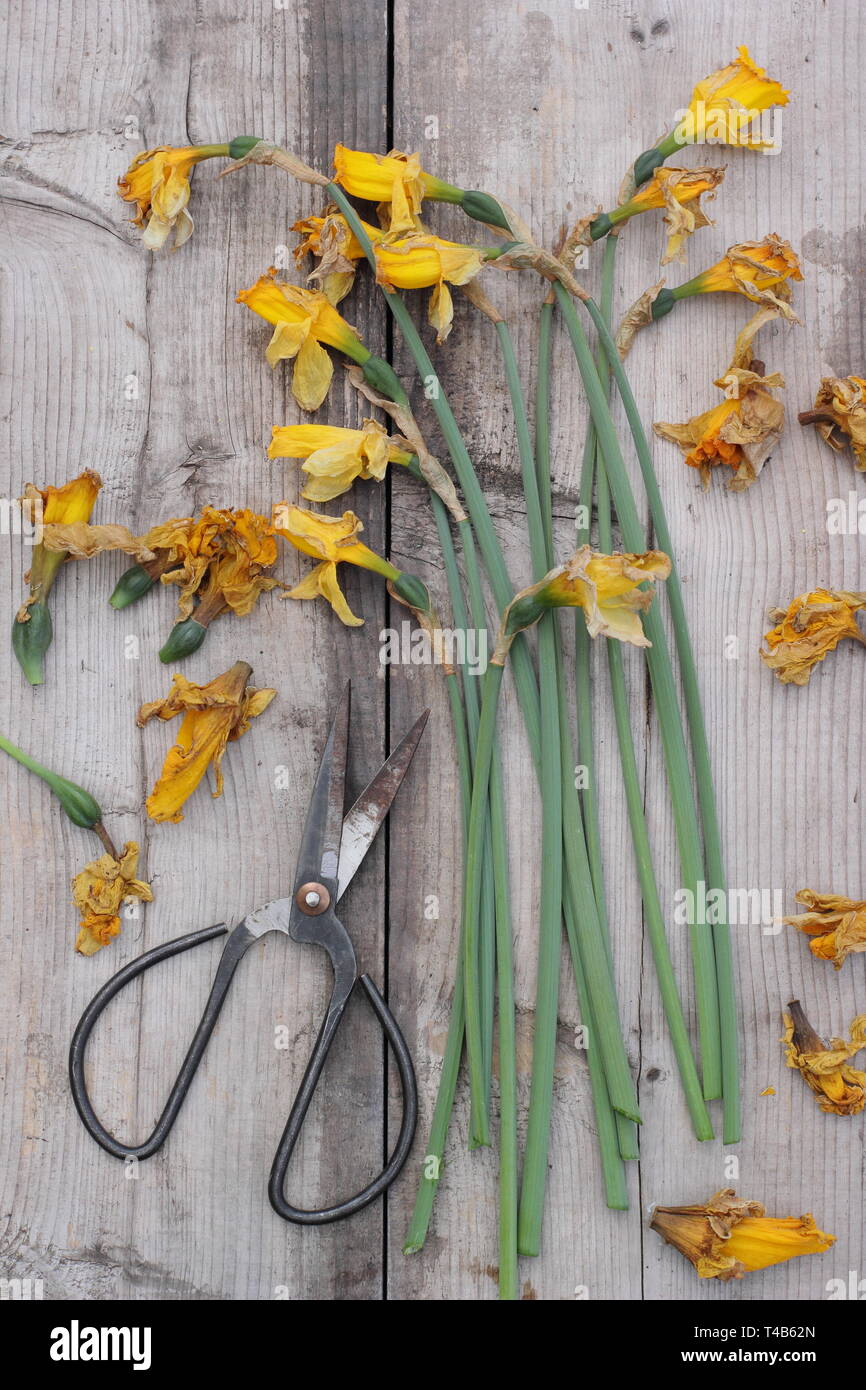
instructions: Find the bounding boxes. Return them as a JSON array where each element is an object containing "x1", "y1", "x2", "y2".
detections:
[
  {"x1": 159, "y1": 617, "x2": 208, "y2": 663},
  {"x1": 109, "y1": 563, "x2": 156, "y2": 610},
  {"x1": 590, "y1": 212, "x2": 613, "y2": 241},
  {"x1": 228, "y1": 135, "x2": 263, "y2": 160},
  {"x1": 12, "y1": 600, "x2": 53, "y2": 686},
  {"x1": 362, "y1": 356, "x2": 409, "y2": 407}
]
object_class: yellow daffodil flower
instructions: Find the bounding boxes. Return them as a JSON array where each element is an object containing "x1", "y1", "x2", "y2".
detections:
[
  {"x1": 595, "y1": 166, "x2": 725, "y2": 264},
  {"x1": 118, "y1": 144, "x2": 230, "y2": 250},
  {"x1": 781, "y1": 889, "x2": 866, "y2": 969},
  {"x1": 495, "y1": 545, "x2": 670, "y2": 663},
  {"x1": 268, "y1": 421, "x2": 413, "y2": 501},
  {"x1": 654, "y1": 308, "x2": 785, "y2": 489},
  {"x1": 237, "y1": 269, "x2": 369, "y2": 410},
  {"x1": 273, "y1": 505, "x2": 399, "y2": 626},
  {"x1": 782, "y1": 1000, "x2": 866, "y2": 1116},
  {"x1": 332, "y1": 145, "x2": 463, "y2": 236},
  {"x1": 293, "y1": 210, "x2": 383, "y2": 304},
  {"x1": 676, "y1": 235, "x2": 803, "y2": 316},
  {"x1": 760, "y1": 588, "x2": 866, "y2": 685},
  {"x1": 651, "y1": 1188, "x2": 834, "y2": 1281},
  {"x1": 73, "y1": 841, "x2": 153, "y2": 956},
  {"x1": 139, "y1": 660, "x2": 275, "y2": 823},
  {"x1": 374, "y1": 234, "x2": 487, "y2": 341},
  {"x1": 677, "y1": 47, "x2": 789, "y2": 149},
  {"x1": 800, "y1": 375, "x2": 866, "y2": 470}
]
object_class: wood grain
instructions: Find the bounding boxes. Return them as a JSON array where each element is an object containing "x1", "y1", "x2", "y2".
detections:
[{"x1": 1, "y1": 0, "x2": 863, "y2": 1300}]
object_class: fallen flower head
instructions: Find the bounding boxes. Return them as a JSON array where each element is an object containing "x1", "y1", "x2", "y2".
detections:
[
  {"x1": 268, "y1": 421, "x2": 413, "y2": 501},
  {"x1": 650, "y1": 1187, "x2": 834, "y2": 1280},
  {"x1": 139, "y1": 660, "x2": 276, "y2": 824},
  {"x1": 13, "y1": 469, "x2": 102, "y2": 685},
  {"x1": 73, "y1": 842, "x2": 153, "y2": 956},
  {"x1": 494, "y1": 545, "x2": 671, "y2": 663},
  {"x1": 654, "y1": 307, "x2": 785, "y2": 490},
  {"x1": 800, "y1": 375, "x2": 866, "y2": 471},
  {"x1": 782, "y1": 1000, "x2": 866, "y2": 1116},
  {"x1": 781, "y1": 889, "x2": 866, "y2": 968},
  {"x1": 760, "y1": 588, "x2": 866, "y2": 685}
]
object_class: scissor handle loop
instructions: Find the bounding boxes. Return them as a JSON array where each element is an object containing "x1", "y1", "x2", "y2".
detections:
[
  {"x1": 68, "y1": 923, "x2": 252, "y2": 1160},
  {"x1": 268, "y1": 973, "x2": 417, "y2": 1224}
]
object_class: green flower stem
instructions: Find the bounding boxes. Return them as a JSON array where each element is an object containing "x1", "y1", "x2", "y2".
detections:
[
  {"x1": 494, "y1": 314, "x2": 634, "y2": 1249},
  {"x1": 554, "y1": 282, "x2": 722, "y2": 1103},
  {"x1": 458, "y1": 512, "x2": 518, "y2": 1294},
  {"x1": 327, "y1": 180, "x2": 542, "y2": 758},
  {"x1": 583, "y1": 295, "x2": 739, "y2": 1142},
  {"x1": 591, "y1": 238, "x2": 712, "y2": 1141},
  {"x1": 538, "y1": 296, "x2": 635, "y2": 1191},
  {"x1": 461, "y1": 660, "x2": 504, "y2": 1148}
]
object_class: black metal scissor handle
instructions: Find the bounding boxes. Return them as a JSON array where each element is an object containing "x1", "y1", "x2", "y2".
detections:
[
  {"x1": 268, "y1": 971, "x2": 417, "y2": 1225},
  {"x1": 68, "y1": 925, "x2": 417, "y2": 1223},
  {"x1": 68, "y1": 922, "x2": 251, "y2": 1160}
]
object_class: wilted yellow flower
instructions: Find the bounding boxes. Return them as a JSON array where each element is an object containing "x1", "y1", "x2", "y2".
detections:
[
  {"x1": 599, "y1": 166, "x2": 725, "y2": 264},
  {"x1": 139, "y1": 661, "x2": 275, "y2": 823},
  {"x1": 682, "y1": 235, "x2": 803, "y2": 317},
  {"x1": 495, "y1": 545, "x2": 670, "y2": 663},
  {"x1": 651, "y1": 1188, "x2": 834, "y2": 1281},
  {"x1": 374, "y1": 235, "x2": 486, "y2": 341},
  {"x1": 42, "y1": 506, "x2": 284, "y2": 627},
  {"x1": 800, "y1": 376, "x2": 866, "y2": 470},
  {"x1": 760, "y1": 588, "x2": 866, "y2": 685},
  {"x1": 332, "y1": 146, "x2": 462, "y2": 236},
  {"x1": 782, "y1": 1001, "x2": 866, "y2": 1115},
  {"x1": 781, "y1": 889, "x2": 866, "y2": 968},
  {"x1": 118, "y1": 144, "x2": 228, "y2": 250},
  {"x1": 268, "y1": 421, "x2": 412, "y2": 502},
  {"x1": 654, "y1": 308, "x2": 785, "y2": 489},
  {"x1": 676, "y1": 47, "x2": 789, "y2": 150},
  {"x1": 236, "y1": 269, "x2": 368, "y2": 410},
  {"x1": 73, "y1": 841, "x2": 153, "y2": 956},
  {"x1": 273, "y1": 505, "x2": 398, "y2": 626},
  {"x1": 18, "y1": 469, "x2": 102, "y2": 612},
  {"x1": 293, "y1": 210, "x2": 383, "y2": 304}
]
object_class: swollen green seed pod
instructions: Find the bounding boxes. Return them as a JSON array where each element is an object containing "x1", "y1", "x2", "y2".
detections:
[
  {"x1": 109, "y1": 563, "x2": 156, "y2": 610},
  {"x1": 0, "y1": 732, "x2": 102, "y2": 828},
  {"x1": 12, "y1": 600, "x2": 53, "y2": 686},
  {"x1": 159, "y1": 616, "x2": 208, "y2": 663}
]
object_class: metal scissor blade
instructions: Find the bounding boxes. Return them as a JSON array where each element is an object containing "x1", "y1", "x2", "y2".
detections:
[
  {"x1": 294, "y1": 682, "x2": 351, "y2": 888},
  {"x1": 337, "y1": 708, "x2": 430, "y2": 899}
]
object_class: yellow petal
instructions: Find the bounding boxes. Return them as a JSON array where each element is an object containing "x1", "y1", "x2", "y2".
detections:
[
  {"x1": 291, "y1": 336, "x2": 334, "y2": 410},
  {"x1": 288, "y1": 560, "x2": 363, "y2": 626}
]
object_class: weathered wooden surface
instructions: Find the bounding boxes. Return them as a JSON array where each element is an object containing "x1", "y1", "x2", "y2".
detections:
[{"x1": 1, "y1": 0, "x2": 864, "y2": 1301}]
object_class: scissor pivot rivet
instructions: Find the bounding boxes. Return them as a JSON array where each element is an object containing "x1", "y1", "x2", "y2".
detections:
[{"x1": 296, "y1": 881, "x2": 330, "y2": 915}]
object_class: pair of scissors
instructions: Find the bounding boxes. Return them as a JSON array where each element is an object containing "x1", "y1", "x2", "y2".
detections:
[{"x1": 69, "y1": 683, "x2": 425, "y2": 1224}]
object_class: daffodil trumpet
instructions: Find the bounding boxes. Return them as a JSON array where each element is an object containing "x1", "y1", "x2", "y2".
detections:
[
  {"x1": 12, "y1": 469, "x2": 102, "y2": 685},
  {"x1": 332, "y1": 143, "x2": 512, "y2": 236},
  {"x1": 588, "y1": 166, "x2": 725, "y2": 265},
  {"x1": 651, "y1": 1188, "x2": 834, "y2": 1281},
  {"x1": 649, "y1": 235, "x2": 803, "y2": 325}
]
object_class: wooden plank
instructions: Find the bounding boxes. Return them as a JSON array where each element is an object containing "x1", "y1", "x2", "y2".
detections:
[
  {"x1": 0, "y1": 0, "x2": 390, "y2": 1301},
  {"x1": 387, "y1": 0, "x2": 865, "y2": 1301}
]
